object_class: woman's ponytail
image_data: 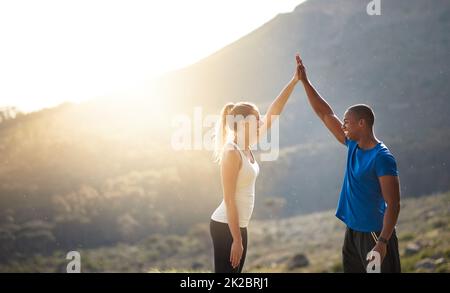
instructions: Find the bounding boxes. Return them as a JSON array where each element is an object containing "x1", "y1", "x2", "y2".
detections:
[{"x1": 213, "y1": 103, "x2": 234, "y2": 163}]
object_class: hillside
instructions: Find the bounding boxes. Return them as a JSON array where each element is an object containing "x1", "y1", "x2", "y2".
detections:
[
  {"x1": 155, "y1": 0, "x2": 450, "y2": 213},
  {"x1": 1, "y1": 191, "x2": 448, "y2": 273},
  {"x1": 0, "y1": 0, "x2": 449, "y2": 264}
]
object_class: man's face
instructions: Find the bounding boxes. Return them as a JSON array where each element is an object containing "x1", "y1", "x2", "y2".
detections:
[{"x1": 342, "y1": 110, "x2": 361, "y2": 140}]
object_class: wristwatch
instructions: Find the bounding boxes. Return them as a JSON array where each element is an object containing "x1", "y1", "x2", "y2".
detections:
[{"x1": 377, "y1": 236, "x2": 388, "y2": 245}]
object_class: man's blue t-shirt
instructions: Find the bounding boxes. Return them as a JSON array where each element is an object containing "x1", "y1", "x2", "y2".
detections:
[{"x1": 336, "y1": 138, "x2": 398, "y2": 232}]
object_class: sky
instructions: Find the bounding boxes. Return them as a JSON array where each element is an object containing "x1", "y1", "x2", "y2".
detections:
[{"x1": 0, "y1": 0, "x2": 307, "y2": 112}]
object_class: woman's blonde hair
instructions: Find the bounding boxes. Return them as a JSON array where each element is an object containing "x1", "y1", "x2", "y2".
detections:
[{"x1": 213, "y1": 102, "x2": 260, "y2": 164}]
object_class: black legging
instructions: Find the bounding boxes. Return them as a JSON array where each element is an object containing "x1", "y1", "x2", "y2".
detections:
[{"x1": 210, "y1": 219, "x2": 248, "y2": 273}]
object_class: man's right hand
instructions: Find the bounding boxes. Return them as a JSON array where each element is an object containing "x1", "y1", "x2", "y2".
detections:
[
  {"x1": 296, "y1": 54, "x2": 308, "y2": 83},
  {"x1": 298, "y1": 57, "x2": 346, "y2": 145}
]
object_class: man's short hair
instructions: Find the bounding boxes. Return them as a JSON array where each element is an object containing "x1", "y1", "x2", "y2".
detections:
[{"x1": 347, "y1": 104, "x2": 375, "y2": 127}]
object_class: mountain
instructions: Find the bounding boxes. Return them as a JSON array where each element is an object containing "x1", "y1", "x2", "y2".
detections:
[
  {"x1": 0, "y1": 0, "x2": 449, "y2": 260},
  {"x1": 155, "y1": 0, "x2": 450, "y2": 213}
]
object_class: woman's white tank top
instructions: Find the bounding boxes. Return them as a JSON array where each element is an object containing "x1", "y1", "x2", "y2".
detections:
[{"x1": 211, "y1": 141, "x2": 260, "y2": 228}]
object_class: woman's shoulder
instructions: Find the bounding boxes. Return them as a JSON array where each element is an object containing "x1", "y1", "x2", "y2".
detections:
[{"x1": 221, "y1": 142, "x2": 242, "y2": 164}]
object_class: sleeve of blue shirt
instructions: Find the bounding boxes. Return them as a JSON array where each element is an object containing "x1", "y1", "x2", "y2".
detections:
[{"x1": 375, "y1": 152, "x2": 399, "y2": 177}]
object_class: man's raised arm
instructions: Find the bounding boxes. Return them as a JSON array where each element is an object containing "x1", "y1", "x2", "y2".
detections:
[{"x1": 297, "y1": 57, "x2": 346, "y2": 145}]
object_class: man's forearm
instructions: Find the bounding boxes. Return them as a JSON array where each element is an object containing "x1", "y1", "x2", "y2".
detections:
[
  {"x1": 380, "y1": 203, "x2": 400, "y2": 241},
  {"x1": 301, "y1": 79, "x2": 334, "y2": 119}
]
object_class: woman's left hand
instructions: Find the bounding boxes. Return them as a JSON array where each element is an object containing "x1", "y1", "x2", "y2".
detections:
[{"x1": 294, "y1": 53, "x2": 307, "y2": 83}]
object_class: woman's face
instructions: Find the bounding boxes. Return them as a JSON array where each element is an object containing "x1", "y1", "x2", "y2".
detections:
[{"x1": 240, "y1": 112, "x2": 260, "y2": 146}]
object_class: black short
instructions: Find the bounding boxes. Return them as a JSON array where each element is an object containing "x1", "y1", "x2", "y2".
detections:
[
  {"x1": 342, "y1": 226, "x2": 401, "y2": 273},
  {"x1": 210, "y1": 219, "x2": 248, "y2": 273}
]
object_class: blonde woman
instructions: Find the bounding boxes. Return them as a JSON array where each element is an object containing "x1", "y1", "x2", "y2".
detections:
[{"x1": 210, "y1": 54, "x2": 302, "y2": 273}]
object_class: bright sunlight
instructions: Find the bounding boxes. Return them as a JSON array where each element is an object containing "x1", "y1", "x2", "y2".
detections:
[{"x1": 0, "y1": 0, "x2": 307, "y2": 112}]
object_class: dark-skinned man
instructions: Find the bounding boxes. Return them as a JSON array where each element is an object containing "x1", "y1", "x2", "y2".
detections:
[{"x1": 296, "y1": 56, "x2": 401, "y2": 273}]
